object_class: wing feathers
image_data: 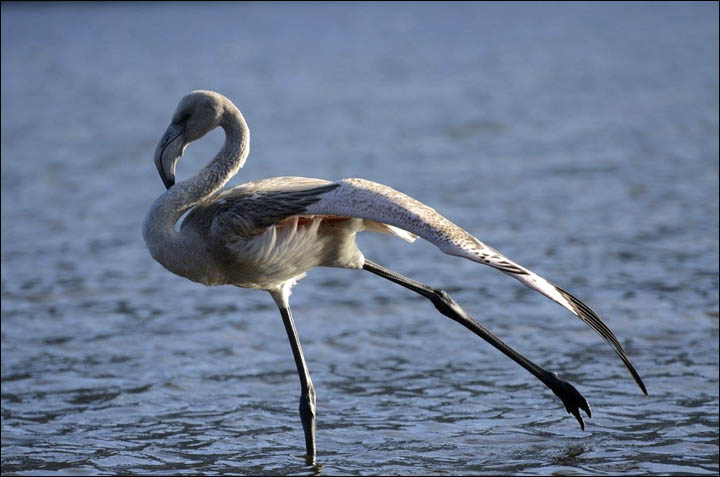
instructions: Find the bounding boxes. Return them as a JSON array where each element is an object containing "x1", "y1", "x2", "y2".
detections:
[
  {"x1": 208, "y1": 182, "x2": 340, "y2": 237},
  {"x1": 188, "y1": 176, "x2": 644, "y2": 393},
  {"x1": 304, "y1": 177, "x2": 646, "y2": 393},
  {"x1": 555, "y1": 286, "x2": 648, "y2": 395}
]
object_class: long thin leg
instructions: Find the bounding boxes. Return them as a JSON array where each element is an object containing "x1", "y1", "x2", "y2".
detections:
[
  {"x1": 278, "y1": 305, "x2": 317, "y2": 461},
  {"x1": 362, "y1": 259, "x2": 592, "y2": 429}
]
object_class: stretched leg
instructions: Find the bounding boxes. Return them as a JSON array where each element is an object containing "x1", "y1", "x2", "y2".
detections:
[
  {"x1": 277, "y1": 304, "x2": 317, "y2": 461},
  {"x1": 363, "y1": 259, "x2": 592, "y2": 429}
]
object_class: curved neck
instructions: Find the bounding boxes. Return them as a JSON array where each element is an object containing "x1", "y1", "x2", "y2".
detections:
[
  {"x1": 171, "y1": 106, "x2": 249, "y2": 216},
  {"x1": 142, "y1": 105, "x2": 249, "y2": 278}
]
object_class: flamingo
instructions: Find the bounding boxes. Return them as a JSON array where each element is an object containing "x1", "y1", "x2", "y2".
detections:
[{"x1": 142, "y1": 90, "x2": 647, "y2": 461}]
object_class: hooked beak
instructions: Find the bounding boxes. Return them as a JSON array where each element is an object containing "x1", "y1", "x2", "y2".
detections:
[{"x1": 154, "y1": 123, "x2": 185, "y2": 189}]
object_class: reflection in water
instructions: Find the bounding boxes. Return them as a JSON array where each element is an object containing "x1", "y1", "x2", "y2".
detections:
[{"x1": 2, "y1": 1, "x2": 718, "y2": 475}]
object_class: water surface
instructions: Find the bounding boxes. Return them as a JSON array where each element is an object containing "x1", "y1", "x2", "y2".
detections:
[{"x1": 2, "y1": 2, "x2": 718, "y2": 475}]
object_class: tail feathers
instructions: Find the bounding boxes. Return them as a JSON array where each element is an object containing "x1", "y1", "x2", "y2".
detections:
[{"x1": 363, "y1": 219, "x2": 418, "y2": 243}]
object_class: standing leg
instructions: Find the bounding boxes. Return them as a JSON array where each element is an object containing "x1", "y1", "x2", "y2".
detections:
[
  {"x1": 273, "y1": 299, "x2": 317, "y2": 462},
  {"x1": 362, "y1": 259, "x2": 592, "y2": 429}
]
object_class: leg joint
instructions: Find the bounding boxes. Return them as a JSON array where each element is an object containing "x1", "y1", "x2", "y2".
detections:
[
  {"x1": 299, "y1": 383, "x2": 316, "y2": 419},
  {"x1": 430, "y1": 287, "x2": 466, "y2": 319},
  {"x1": 432, "y1": 287, "x2": 451, "y2": 302},
  {"x1": 299, "y1": 392, "x2": 316, "y2": 419}
]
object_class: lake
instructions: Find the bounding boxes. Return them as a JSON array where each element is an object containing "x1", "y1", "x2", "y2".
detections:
[{"x1": 1, "y1": 2, "x2": 718, "y2": 475}]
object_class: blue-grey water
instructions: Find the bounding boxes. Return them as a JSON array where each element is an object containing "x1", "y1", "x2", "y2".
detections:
[{"x1": 1, "y1": 2, "x2": 718, "y2": 475}]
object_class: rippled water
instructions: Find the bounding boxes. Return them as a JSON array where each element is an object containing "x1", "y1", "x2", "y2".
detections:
[{"x1": 2, "y1": 2, "x2": 718, "y2": 475}]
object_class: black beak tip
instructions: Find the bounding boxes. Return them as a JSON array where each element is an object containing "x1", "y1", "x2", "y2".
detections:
[{"x1": 162, "y1": 175, "x2": 175, "y2": 190}]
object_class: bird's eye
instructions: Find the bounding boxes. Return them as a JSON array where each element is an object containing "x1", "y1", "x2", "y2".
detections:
[{"x1": 173, "y1": 113, "x2": 191, "y2": 125}]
